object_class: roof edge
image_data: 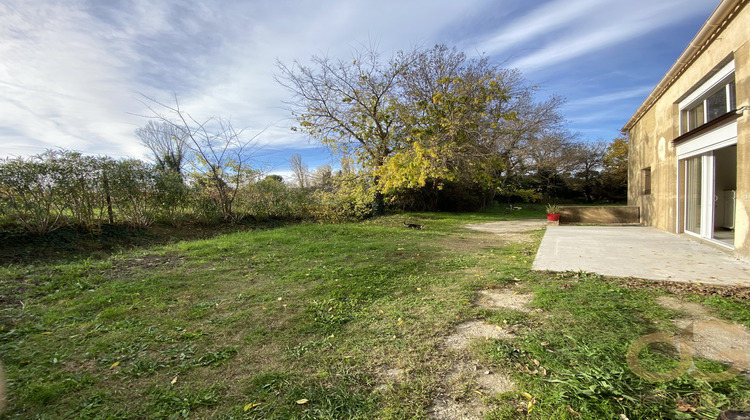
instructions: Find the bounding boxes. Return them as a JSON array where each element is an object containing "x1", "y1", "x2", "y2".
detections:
[{"x1": 622, "y1": 0, "x2": 747, "y2": 132}]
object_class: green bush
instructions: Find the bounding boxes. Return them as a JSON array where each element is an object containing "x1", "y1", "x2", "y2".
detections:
[
  {"x1": 311, "y1": 174, "x2": 374, "y2": 222},
  {"x1": 0, "y1": 150, "x2": 196, "y2": 232},
  {"x1": 107, "y1": 160, "x2": 161, "y2": 228},
  {"x1": 236, "y1": 178, "x2": 311, "y2": 220},
  {"x1": 0, "y1": 151, "x2": 70, "y2": 234},
  {"x1": 152, "y1": 170, "x2": 191, "y2": 226}
]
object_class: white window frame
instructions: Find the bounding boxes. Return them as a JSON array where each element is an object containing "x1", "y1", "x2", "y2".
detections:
[{"x1": 679, "y1": 60, "x2": 736, "y2": 135}]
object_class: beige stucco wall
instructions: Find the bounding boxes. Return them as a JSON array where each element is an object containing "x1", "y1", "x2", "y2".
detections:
[
  {"x1": 627, "y1": 1, "x2": 750, "y2": 261},
  {"x1": 735, "y1": 41, "x2": 750, "y2": 262}
]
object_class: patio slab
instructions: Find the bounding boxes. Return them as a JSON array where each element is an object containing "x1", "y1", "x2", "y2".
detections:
[{"x1": 532, "y1": 225, "x2": 750, "y2": 287}]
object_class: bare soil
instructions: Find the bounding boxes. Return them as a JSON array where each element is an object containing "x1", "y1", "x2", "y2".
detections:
[
  {"x1": 429, "y1": 219, "x2": 543, "y2": 419},
  {"x1": 476, "y1": 289, "x2": 533, "y2": 313},
  {"x1": 464, "y1": 219, "x2": 547, "y2": 244},
  {"x1": 428, "y1": 357, "x2": 515, "y2": 420},
  {"x1": 657, "y1": 296, "x2": 750, "y2": 372},
  {"x1": 442, "y1": 320, "x2": 515, "y2": 350},
  {"x1": 427, "y1": 221, "x2": 544, "y2": 419},
  {"x1": 429, "y1": 288, "x2": 534, "y2": 419},
  {"x1": 429, "y1": 219, "x2": 750, "y2": 418}
]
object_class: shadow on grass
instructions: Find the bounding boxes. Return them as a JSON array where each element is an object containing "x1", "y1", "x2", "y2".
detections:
[
  {"x1": 0, "y1": 204, "x2": 548, "y2": 265},
  {"x1": 0, "y1": 218, "x2": 300, "y2": 265}
]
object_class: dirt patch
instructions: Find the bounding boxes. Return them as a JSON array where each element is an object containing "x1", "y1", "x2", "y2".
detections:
[
  {"x1": 657, "y1": 296, "x2": 750, "y2": 371},
  {"x1": 429, "y1": 287, "x2": 534, "y2": 418},
  {"x1": 108, "y1": 254, "x2": 187, "y2": 278},
  {"x1": 656, "y1": 296, "x2": 712, "y2": 318},
  {"x1": 443, "y1": 320, "x2": 515, "y2": 350},
  {"x1": 428, "y1": 358, "x2": 515, "y2": 420},
  {"x1": 428, "y1": 221, "x2": 543, "y2": 418},
  {"x1": 373, "y1": 368, "x2": 404, "y2": 392},
  {"x1": 477, "y1": 289, "x2": 533, "y2": 313},
  {"x1": 444, "y1": 232, "x2": 505, "y2": 253},
  {"x1": 465, "y1": 220, "x2": 547, "y2": 244}
]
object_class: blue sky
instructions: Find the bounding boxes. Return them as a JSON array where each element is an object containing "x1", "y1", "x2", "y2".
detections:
[{"x1": 0, "y1": 0, "x2": 720, "y2": 179}]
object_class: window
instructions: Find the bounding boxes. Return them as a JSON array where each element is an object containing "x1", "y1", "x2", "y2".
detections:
[
  {"x1": 706, "y1": 85, "x2": 728, "y2": 121},
  {"x1": 679, "y1": 65, "x2": 736, "y2": 135},
  {"x1": 681, "y1": 103, "x2": 704, "y2": 132},
  {"x1": 642, "y1": 167, "x2": 651, "y2": 195}
]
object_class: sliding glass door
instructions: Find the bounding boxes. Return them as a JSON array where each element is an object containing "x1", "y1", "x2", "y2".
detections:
[{"x1": 680, "y1": 146, "x2": 736, "y2": 247}]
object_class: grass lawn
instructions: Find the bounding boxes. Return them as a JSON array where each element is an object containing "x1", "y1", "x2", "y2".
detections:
[{"x1": 1, "y1": 209, "x2": 749, "y2": 419}]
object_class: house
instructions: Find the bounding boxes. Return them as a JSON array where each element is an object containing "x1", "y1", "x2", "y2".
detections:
[{"x1": 623, "y1": 0, "x2": 750, "y2": 262}]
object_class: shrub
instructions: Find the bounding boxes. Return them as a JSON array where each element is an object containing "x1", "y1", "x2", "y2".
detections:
[
  {"x1": 0, "y1": 151, "x2": 70, "y2": 234},
  {"x1": 236, "y1": 178, "x2": 311, "y2": 220},
  {"x1": 107, "y1": 159, "x2": 162, "y2": 228},
  {"x1": 311, "y1": 174, "x2": 374, "y2": 222}
]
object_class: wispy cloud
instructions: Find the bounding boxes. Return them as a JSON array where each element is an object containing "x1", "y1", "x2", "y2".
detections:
[
  {"x1": 471, "y1": 0, "x2": 717, "y2": 72},
  {"x1": 473, "y1": 0, "x2": 600, "y2": 56},
  {"x1": 566, "y1": 86, "x2": 656, "y2": 107},
  {"x1": 0, "y1": 0, "x2": 491, "y2": 160},
  {"x1": 0, "y1": 0, "x2": 720, "y2": 169},
  {"x1": 0, "y1": 1, "x2": 151, "y2": 157}
]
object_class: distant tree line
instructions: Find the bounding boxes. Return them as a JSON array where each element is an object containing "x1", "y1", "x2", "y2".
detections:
[{"x1": 0, "y1": 44, "x2": 629, "y2": 235}]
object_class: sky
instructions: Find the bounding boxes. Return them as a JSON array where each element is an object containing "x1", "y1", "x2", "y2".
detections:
[{"x1": 0, "y1": 0, "x2": 721, "y2": 179}]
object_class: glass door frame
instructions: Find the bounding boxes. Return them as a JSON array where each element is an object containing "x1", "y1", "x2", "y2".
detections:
[
  {"x1": 675, "y1": 114, "x2": 737, "y2": 249},
  {"x1": 679, "y1": 151, "x2": 732, "y2": 248}
]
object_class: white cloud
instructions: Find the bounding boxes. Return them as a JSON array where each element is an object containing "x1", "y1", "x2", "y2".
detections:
[
  {"x1": 0, "y1": 0, "x2": 720, "y2": 170},
  {"x1": 0, "y1": 0, "x2": 151, "y2": 158},
  {"x1": 566, "y1": 86, "x2": 656, "y2": 107},
  {"x1": 473, "y1": 0, "x2": 600, "y2": 56},
  {"x1": 0, "y1": 0, "x2": 494, "y2": 161},
  {"x1": 471, "y1": 0, "x2": 717, "y2": 72}
]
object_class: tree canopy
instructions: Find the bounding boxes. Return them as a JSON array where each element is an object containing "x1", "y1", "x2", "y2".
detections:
[{"x1": 277, "y1": 44, "x2": 617, "y2": 210}]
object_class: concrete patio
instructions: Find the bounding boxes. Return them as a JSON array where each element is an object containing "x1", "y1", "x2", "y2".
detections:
[{"x1": 533, "y1": 225, "x2": 750, "y2": 287}]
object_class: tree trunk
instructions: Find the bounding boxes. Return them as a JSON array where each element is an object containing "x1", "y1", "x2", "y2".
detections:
[
  {"x1": 372, "y1": 191, "x2": 385, "y2": 216},
  {"x1": 372, "y1": 174, "x2": 385, "y2": 216},
  {"x1": 102, "y1": 170, "x2": 114, "y2": 224}
]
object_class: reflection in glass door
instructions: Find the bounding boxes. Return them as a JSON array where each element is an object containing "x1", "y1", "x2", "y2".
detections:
[
  {"x1": 684, "y1": 156, "x2": 702, "y2": 235},
  {"x1": 712, "y1": 145, "x2": 737, "y2": 246}
]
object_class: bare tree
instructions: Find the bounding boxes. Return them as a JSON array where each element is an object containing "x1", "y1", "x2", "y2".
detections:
[
  {"x1": 523, "y1": 130, "x2": 580, "y2": 199},
  {"x1": 288, "y1": 153, "x2": 309, "y2": 189},
  {"x1": 140, "y1": 95, "x2": 263, "y2": 220},
  {"x1": 311, "y1": 164, "x2": 333, "y2": 190},
  {"x1": 276, "y1": 47, "x2": 410, "y2": 214},
  {"x1": 568, "y1": 141, "x2": 606, "y2": 202},
  {"x1": 135, "y1": 120, "x2": 188, "y2": 175}
]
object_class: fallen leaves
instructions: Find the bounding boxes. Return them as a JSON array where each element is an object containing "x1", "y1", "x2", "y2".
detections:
[
  {"x1": 244, "y1": 402, "x2": 260, "y2": 411},
  {"x1": 622, "y1": 278, "x2": 750, "y2": 300},
  {"x1": 676, "y1": 399, "x2": 697, "y2": 412},
  {"x1": 517, "y1": 391, "x2": 536, "y2": 413},
  {"x1": 295, "y1": 398, "x2": 309, "y2": 405},
  {"x1": 518, "y1": 358, "x2": 547, "y2": 377}
]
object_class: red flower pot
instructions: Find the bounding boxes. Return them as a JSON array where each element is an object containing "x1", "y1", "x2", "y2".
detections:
[{"x1": 547, "y1": 213, "x2": 560, "y2": 222}]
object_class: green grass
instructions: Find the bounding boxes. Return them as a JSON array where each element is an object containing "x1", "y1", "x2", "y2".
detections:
[
  {"x1": 479, "y1": 272, "x2": 750, "y2": 419},
  {"x1": 1, "y1": 206, "x2": 748, "y2": 419}
]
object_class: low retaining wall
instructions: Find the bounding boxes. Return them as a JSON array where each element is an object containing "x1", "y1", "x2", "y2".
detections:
[{"x1": 558, "y1": 206, "x2": 640, "y2": 225}]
